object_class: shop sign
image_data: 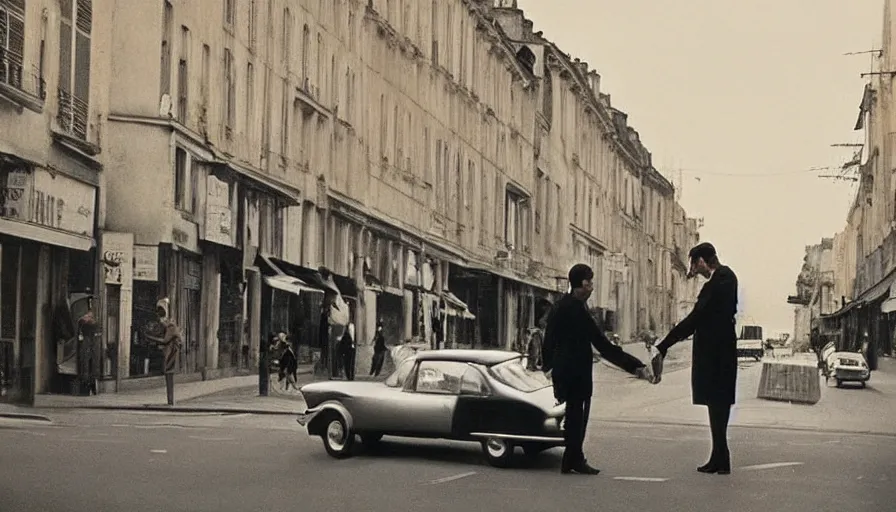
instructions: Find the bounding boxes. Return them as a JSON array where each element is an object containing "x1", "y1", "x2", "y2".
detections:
[
  {"x1": 172, "y1": 213, "x2": 199, "y2": 253},
  {"x1": 204, "y1": 175, "x2": 234, "y2": 247},
  {"x1": 134, "y1": 245, "x2": 159, "y2": 281},
  {"x1": 1, "y1": 167, "x2": 95, "y2": 237},
  {"x1": 102, "y1": 232, "x2": 134, "y2": 286}
]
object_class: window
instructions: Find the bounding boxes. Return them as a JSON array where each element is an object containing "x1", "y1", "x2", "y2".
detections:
[
  {"x1": 488, "y1": 357, "x2": 551, "y2": 392},
  {"x1": 301, "y1": 25, "x2": 310, "y2": 80},
  {"x1": 260, "y1": 198, "x2": 285, "y2": 257},
  {"x1": 460, "y1": 366, "x2": 489, "y2": 396},
  {"x1": 246, "y1": 62, "x2": 254, "y2": 135},
  {"x1": 504, "y1": 189, "x2": 525, "y2": 249},
  {"x1": 223, "y1": 48, "x2": 235, "y2": 133},
  {"x1": 200, "y1": 44, "x2": 209, "y2": 103},
  {"x1": 160, "y1": 0, "x2": 172, "y2": 96},
  {"x1": 57, "y1": 0, "x2": 93, "y2": 140},
  {"x1": 173, "y1": 147, "x2": 198, "y2": 214},
  {"x1": 282, "y1": 8, "x2": 291, "y2": 67},
  {"x1": 248, "y1": 0, "x2": 257, "y2": 50},
  {"x1": 414, "y1": 361, "x2": 467, "y2": 395},
  {"x1": 280, "y1": 77, "x2": 289, "y2": 157},
  {"x1": 224, "y1": 0, "x2": 234, "y2": 27},
  {"x1": 0, "y1": 0, "x2": 26, "y2": 92},
  {"x1": 177, "y1": 26, "x2": 189, "y2": 122}
]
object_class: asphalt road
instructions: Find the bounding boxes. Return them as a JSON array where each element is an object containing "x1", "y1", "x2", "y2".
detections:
[{"x1": 1, "y1": 409, "x2": 893, "y2": 512}]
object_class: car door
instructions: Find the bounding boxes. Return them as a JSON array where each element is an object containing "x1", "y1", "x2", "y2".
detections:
[{"x1": 398, "y1": 360, "x2": 467, "y2": 436}]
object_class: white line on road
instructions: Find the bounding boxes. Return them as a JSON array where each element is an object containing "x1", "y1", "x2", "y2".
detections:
[
  {"x1": 739, "y1": 462, "x2": 804, "y2": 471},
  {"x1": 68, "y1": 438, "x2": 125, "y2": 444},
  {"x1": 428, "y1": 471, "x2": 477, "y2": 485},
  {"x1": 187, "y1": 436, "x2": 235, "y2": 441},
  {"x1": 613, "y1": 477, "x2": 669, "y2": 482},
  {"x1": 150, "y1": 449, "x2": 168, "y2": 454}
]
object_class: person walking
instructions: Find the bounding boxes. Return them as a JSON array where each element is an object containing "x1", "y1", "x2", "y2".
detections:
[
  {"x1": 276, "y1": 333, "x2": 298, "y2": 391},
  {"x1": 339, "y1": 323, "x2": 357, "y2": 381},
  {"x1": 652, "y1": 242, "x2": 738, "y2": 475},
  {"x1": 370, "y1": 321, "x2": 387, "y2": 377},
  {"x1": 542, "y1": 263, "x2": 656, "y2": 475}
]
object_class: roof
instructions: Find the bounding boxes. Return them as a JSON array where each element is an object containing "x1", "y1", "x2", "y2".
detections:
[{"x1": 414, "y1": 349, "x2": 520, "y2": 366}]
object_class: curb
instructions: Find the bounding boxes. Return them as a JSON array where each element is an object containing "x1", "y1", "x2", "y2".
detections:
[
  {"x1": 71, "y1": 405, "x2": 300, "y2": 416},
  {"x1": 0, "y1": 412, "x2": 53, "y2": 422},
  {"x1": 594, "y1": 417, "x2": 896, "y2": 438}
]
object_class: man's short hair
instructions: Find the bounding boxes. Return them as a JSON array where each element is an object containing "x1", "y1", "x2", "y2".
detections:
[
  {"x1": 568, "y1": 264, "x2": 594, "y2": 289},
  {"x1": 689, "y1": 242, "x2": 718, "y2": 265}
]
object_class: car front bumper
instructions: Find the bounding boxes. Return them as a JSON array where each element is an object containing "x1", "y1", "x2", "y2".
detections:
[{"x1": 296, "y1": 407, "x2": 322, "y2": 427}]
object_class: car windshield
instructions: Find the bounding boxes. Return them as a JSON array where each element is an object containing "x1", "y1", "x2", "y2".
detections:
[
  {"x1": 488, "y1": 357, "x2": 551, "y2": 392},
  {"x1": 385, "y1": 359, "x2": 414, "y2": 388}
]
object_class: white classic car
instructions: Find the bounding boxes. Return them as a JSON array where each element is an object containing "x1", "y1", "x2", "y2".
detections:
[{"x1": 824, "y1": 347, "x2": 871, "y2": 388}]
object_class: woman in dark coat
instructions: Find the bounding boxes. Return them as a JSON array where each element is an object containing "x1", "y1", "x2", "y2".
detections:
[
  {"x1": 276, "y1": 333, "x2": 298, "y2": 390},
  {"x1": 655, "y1": 243, "x2": 739, "y2": 475}
]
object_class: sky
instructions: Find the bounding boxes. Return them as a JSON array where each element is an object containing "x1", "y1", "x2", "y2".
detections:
[{"x1": 517, "y1": 0, "x2": 882, "y2": 336}]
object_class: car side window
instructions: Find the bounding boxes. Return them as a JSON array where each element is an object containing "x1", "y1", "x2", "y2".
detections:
[
  {"x1": 460, "y1": 366, "x2": 489, "y2": 396},
  {"x1": 414, "y1": 361, "x2": 468, "y2": 395}
]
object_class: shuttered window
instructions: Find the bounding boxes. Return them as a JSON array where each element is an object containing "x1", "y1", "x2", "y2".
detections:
[
  {"x1": 58, "y1": 0, "x2": 92, "y2": 140},
  {"x1": 0, "y1": 0, "x2": 26, "y2": 90}
]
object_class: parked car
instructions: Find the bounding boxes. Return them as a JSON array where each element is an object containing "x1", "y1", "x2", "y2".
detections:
[
  {"x1": 736, "y1": 324, "x2": 764, "y2": 361},
  {"x1": 296, "y1": 349, "x2": 566, "y2": 468},
  {"x1": 825, "y1": 349, "x2": 871, "y2": 388}
]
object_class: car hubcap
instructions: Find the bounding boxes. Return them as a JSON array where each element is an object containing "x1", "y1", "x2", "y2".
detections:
[
  {"x1": 327, "y1": 420, "x2": 346, "y2": 451},
  {"x1": 486, "y1": 438, "x2": 508, "y2": 458}
]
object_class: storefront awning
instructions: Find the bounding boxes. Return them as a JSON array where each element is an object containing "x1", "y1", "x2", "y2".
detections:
[
  {"x1": 0, "y1": 218, "x2": 94, "y2": 251},
  {"x1": 442, "y1": 291, "x2": 475, "y2": 320},
  {"x1": 263, "y1": 274, "x2": 323, "y2": 296}
]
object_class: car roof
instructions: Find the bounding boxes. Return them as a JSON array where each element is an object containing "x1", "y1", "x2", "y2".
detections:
[{"x1": 414, "y1": 349, "x2": 520, "y2": 366}]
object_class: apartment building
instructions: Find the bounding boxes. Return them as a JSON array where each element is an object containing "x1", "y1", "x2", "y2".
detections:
[{"x1": 0, "y1": 0, "x2": 111, "y2": 401}]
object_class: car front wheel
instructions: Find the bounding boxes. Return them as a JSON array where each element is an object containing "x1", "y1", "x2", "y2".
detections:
[
  {"x1": 321, "y1": 412, "x2": 355, "y2": 459},
  {"x1": 482, "y1": 437, "x2": 514, "y2": 468}
]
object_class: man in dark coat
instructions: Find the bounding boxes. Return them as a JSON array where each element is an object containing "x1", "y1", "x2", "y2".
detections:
[
  {"x1": 543, "y1": 263, "x2": 655, "y2": 475},
  {"x1": 653, "y1": 242, "x2": 738, "y2": 475}
]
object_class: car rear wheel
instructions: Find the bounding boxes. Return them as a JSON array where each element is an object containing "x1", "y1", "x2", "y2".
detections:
[
  {"x1": 321, "y1": 412, "x2": 355, "y2": 459},
  {"x1": 836, "y1": 379, "x2": 843, "y2": 388},
  {"x1": 861, "y1": 381, "x2": 867, "y2": 389},
  {"x1": 482, "y1": 437, "x2": 514, "y2": 468}
]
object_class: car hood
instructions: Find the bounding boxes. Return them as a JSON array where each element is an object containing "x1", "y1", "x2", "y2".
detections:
[{"x1": 300, "y1": 381, "x2": 398, "y2": 408}]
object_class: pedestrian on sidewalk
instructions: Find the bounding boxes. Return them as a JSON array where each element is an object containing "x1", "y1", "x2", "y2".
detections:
[
  {"x1": 144, "y1": 298, "x2": 182, "y2": 406},
  {"x1": 370, "y1": 321, "x2": 387, "y2": 377},
  {"x1": 339, "y1": 323, "x2": 357, "y2": 381},
  {"x1": 276, "y1": 333, "x2": 298, "y2": 391},
  {"x1": 542, "y1": 263, "x2": 656, "y2": 476},
  {"x1": 651, "y1": 242, "x2": 738, "y2": 475}
]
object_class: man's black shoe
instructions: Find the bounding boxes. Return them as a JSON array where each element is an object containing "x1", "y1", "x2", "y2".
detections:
[{"x1": 562, "y1": 461, "x2": 601, "y2": 475}]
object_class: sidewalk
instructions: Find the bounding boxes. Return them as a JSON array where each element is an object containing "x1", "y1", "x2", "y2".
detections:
[
  {"x1": 0, "y1": 403, "x2": 54, "y2": 421},
  {"x1": 29, "y1": 365, "x2": 314, "y2": 416}
]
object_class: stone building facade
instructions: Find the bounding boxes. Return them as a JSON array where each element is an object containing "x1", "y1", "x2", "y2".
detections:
[{"x1": 1, "y1": 0, "x2": 703, "y2": 400}]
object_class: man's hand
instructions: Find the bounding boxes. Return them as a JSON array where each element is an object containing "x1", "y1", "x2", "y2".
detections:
[{"x1": 635, "y1": 366, "x2": 657, "y2": 384}]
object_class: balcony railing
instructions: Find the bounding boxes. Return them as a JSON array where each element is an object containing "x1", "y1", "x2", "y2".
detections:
[
  {"x1": 57, "y1": 88, "x2": 89, "y2": 140},
  {"x1": 0, "y1": 46, "x2": 46, "y2": 104}
]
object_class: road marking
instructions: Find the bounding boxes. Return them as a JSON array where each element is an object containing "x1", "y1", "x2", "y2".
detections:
[
  {"x1": 428, "y1": 471, "x2": 477, "y2": 484},
  {"x1": 150, "y1": 449, "x2": 168, "y2": 454},
  {"x1": 69, "y1": 438, "x2": 125, "y2": 444},
  {"x1": 188, "y1": 435, "x2": 235, "y2": 442},
  {"x1": 613, "y1": 477, "x2": 669, "y2": 482},
  {"x1": 740, "y1": 462, "x2": 804, "y2": 471}
]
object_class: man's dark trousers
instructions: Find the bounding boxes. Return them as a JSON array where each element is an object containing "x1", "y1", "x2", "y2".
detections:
[
  {"x1": 708, "y1": 404, "x2": 731, "y2": 467},
  {"x1": 562, "y1": 396, "x2": 592, "y2": 466}
]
